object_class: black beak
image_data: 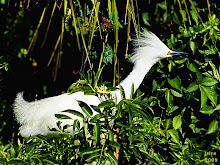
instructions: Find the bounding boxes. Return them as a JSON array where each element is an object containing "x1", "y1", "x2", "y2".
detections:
[{"x1": 170, "y1": 51, "x2": 189, "y2": 56}]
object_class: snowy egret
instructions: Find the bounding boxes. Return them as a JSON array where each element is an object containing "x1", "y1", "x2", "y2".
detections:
[{"x1": 13, "y1": 30, "x2": 187, "y2": 137}]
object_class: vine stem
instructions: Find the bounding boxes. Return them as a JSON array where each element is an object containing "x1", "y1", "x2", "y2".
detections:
[{"x1": 158, "y1": 109, "x2": 164, "y2": 129}]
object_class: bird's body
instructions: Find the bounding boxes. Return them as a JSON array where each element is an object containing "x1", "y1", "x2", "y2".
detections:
[
  {"x1": 14, "y1": 91, "x2": 101, "y2": 137},
  {"x1": 13, "y1": 30, "x2": 186, "y2": 137}
]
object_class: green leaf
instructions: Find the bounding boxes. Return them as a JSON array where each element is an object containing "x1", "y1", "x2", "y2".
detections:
[
  {"x1": 94, "y1": 67, "x2": 103, "y2": 88},
  {"x1": 130, "y1": 83, "x2": 134, "y2": 99},
  {"x1": 170, "y1": 89, "x2": 183, "y2": 97},
  {"x1": 81, "y1": 148, "x2": 101, "y2": 156},
  {"x1": 168, "y1": 77, "x2": 182, "y2": 91},
  {"x1": 172, "y1": 115, "x2": 182, "y2": 129},
  {"x1": 78, "y1": 101, "x2": 93, "y2": 118},
  {"x1": 167, "y1": 129, "x2": 179, "y2": 143},
  {"x1": 133, "y1": 107, "x2": 153, "y2": 124},
  {"x1": 199, "y1": 86, "x2": 207, "y2": 108},
  {"x1": 201, "y1": 77, "x2": 218, "y2": 86},
  {"x1": 79, "y1": 72, "x2": 88, "y2": 82},
  {"x1": 187, "y1": 81, "x2": 199, "y2": 92},
  {"x1": 190, "y1": 9, "x2": 198, "y2": 24},
  {"x1": 103, "y1": 44, "x2": 114, "y2": 65},
  {"x1": 18, "y1": 48, "x2": 28, "y2": 59},
  {"x1": 109, "y1": 130, "x2": 114, "y2": 142},
  {"x1": 214, "y1": 104, "x2": 220, "y2": 111},
  {"x1": 139, "y1": 147, "x2": 160, "y2": 163},
  {"x1": 87, "y1": 69, "x2": 92, "y2": 84},
  {"x1": 189, "y1": 124, "x2": 196, "y2": 133},
  {"x1": 167, "y1": 106, "x2": 179, "y2": 114},
  {"x1": 152, "y1": 79, "x2": 160, "y2": 93},
  {"x1": 72, "y1": 119, "x2": 80, "y2": 137},
  {"x1": 165, "y1": 89, "x2": 173, "y2": 106},
  {"x1": 111, "y1": 142, "x2": 120, "y2": 149},
  {"x1": 85, "y1": 153, "x2": 100, "y2": 162},
  {"x1": 157, "y1": 1, "x2": 167, "y2": 10},
  {"x1": 172, "y1": 11, "x2": 181, "y2": 25},
  {"x1": 142, "y1": 12, "x2": 151, "y2": 26},
  {"x1": 199, "y1": 49, "x2": 215, "y2": 55},
  {"x1": 131, "y1": 147, "x2": 142, "y2": 159},
  {"x1": 201, "y1": 86, "x2": 217, "y2": 106},
  {"x1": 190, "y1": 41, "x2": 196, "y2": 54},
  {"x1": 168, "y1": 61, "x2": 173, "y2": 72},
  {"x1": 166, "y1": 118, "x2": 172, "y2": 130},
  {"x1": 206, "y1": 119, "x2": 218, "y2": 134},
  {"x1": 119, "y1": 85, "x2": 125, "y2": 100},
  {"x1": 55, "y1": 114, "x2": 71, "y2": 119},
  {"x1": 188, "y1": 63, "x2": 203, "y2": 82},
  {"x1": 68, "y1": 80, "x2": 88, "y2": 92},
  {"x1": 174, "y1": 57, "x2": 187, "y2": 64},
  {"x1": 63, "y1": 109, "x2": 84, "y2": 119},
  {"x1": 93, "y1": 121, "x2": 100, "y2": 146},
  {"x1": 209, "y1": 61, "x2": 220, "y2": 81},
  {"x1": 95, "y1": 100, "x2": 114, "y2": 110},
  {"x1": 200, "y1": 106, "x2": 214, "y2": 114},
  {"x1": 106, "y1": 150, "x2": 118, "y2": 165}
]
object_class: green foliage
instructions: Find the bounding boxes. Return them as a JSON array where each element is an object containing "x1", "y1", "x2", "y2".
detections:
[{"x1": 0, "y1": 57, "x2": 8, "y2": 71}]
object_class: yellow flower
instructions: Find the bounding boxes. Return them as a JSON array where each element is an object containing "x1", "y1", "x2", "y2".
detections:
[{"x1": 96, "y1": 85, "x2": 108, "y2": 94}]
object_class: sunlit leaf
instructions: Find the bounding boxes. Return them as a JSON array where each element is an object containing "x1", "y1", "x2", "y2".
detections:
[
  {"x1": 94, "y1": 67, "x2": 103, "y2": 88},
  {"x1": 199, "y1": 86, "x2": 207, "y2": 108},
  {"x1": 187, "y1": 81, "x2": 199, "y2": 92},
  {"x1": 214, "y1": 104, "x2": 220, "y2": 111},
  {"x1": 171, "y1": 89, "x2": 183, "y2": 98},
  {"x1": 167, "y1": 129, "x2": 179, "y2": 143},
  {"x1": 206, "y1": 119, "x2": 218, "y2": 134},
  {"x1": 78, "y1": 101, "x2": 93, "y2": 118},
  {"x1": 172, "y1": 115, "x2": 182, "y2": 129},
  {"x1": 152, "y1": 79, "x2": 160, "y2": 93},
  {"x1": 190, "y1": 41, "x2": 196, "y2": 54},
  {"x1": 168, "y1": 77, "x2": 182, "y2": 91},
  {"x1": 81, "y1": 148, "x2": 101, "y2": 156},
  {"x1": 190, "y1": 8, "x2": 198, "y2": 24},
  {"x1": 166, "y1": 118, "x2": 172, "y2": 130},
  {"x1": 167, "y1": 106, "x2": 179, "y2": 114},
  {"x1": 63, "y1": 109, "x2": 84, "y2": 119},
  {"x1": 157, "y1": 1, "x2": 167, "y2": 10},
  {"x1": 201, "y1": 77, "x2": 218, "y2": 86},
  {"x1": 55, "y1": 114, "x2": 71, "y2": 119},
  {"x1": 201, "y1": 86, "x2": 217, "y2": 106},
  {"x1": 165, "y1": 89, "x2": 173, "y2": 106},
  {"x1": 142, "y1": 12, "x2": 151, "y2": 26},
  {"x1": 200, "y1": 106, "x2": 214, "y2": 114}
]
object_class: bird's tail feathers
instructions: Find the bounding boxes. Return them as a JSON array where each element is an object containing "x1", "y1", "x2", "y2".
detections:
[{"x1": 13, "y1": 92, "x2": 29, "y2": 124}]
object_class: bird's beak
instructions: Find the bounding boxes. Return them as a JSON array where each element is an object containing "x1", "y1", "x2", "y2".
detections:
[{"x1": 170, "y1": 51, "x2": 188, "y2": 56}]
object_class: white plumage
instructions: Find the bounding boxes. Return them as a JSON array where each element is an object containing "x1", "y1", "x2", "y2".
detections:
[
  {"x1": 14, "y1": 92, "x2": 101, "y2": 137},
  {"x1": 13, "y1": 30, "x2": 186, "y2": 137}
]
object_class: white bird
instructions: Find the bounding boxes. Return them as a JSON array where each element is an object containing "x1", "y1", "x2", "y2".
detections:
[{"x1": 13, "y1": 30, "x2": 187, "y2": 137}]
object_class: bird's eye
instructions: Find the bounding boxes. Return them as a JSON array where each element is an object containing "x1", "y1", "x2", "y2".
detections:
[{"x1": 167, "y1": 51, "x2": 172, "y2": 55}]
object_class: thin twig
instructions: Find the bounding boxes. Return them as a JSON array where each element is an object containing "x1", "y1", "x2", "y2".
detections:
[{"x1": 158, "y1": 109, "x2": 163, "y2": 129}]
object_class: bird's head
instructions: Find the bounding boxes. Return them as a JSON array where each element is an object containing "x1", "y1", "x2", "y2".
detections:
[{"x1": 130, "y1": 30, "x2": 188, "y2": 64}]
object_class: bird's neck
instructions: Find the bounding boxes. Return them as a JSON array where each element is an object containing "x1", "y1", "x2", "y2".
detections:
[{"x1": 120, "y1": 59, "x2": 158, "y2": 99}]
